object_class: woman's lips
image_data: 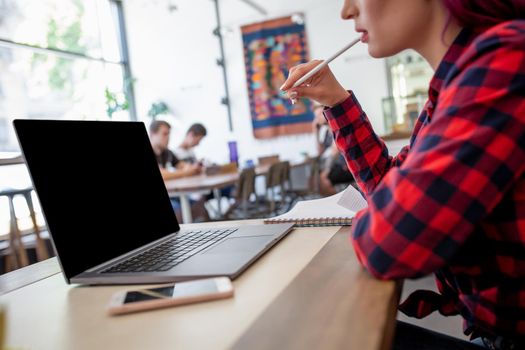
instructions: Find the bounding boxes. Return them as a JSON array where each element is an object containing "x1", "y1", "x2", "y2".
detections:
[{"x1": 360, "y1": 32, "x2": 369, "y2": 43}]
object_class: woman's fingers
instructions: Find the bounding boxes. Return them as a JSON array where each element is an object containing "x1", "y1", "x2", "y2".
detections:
[
  {"x1": 287, "y1": 83, "x2": 350, "y2": 107},
  {"x1": 281, "y1": 59, "x2": 349, "y2": 107},
  {"x1": 286, "y1": 85, "x2": 318, "y2": 104},
  {"x1": 280, "y1": 60, "x2": 324, "y2": 91}
]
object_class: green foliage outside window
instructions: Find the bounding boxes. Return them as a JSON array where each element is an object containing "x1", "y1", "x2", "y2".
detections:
[
  {"x1": 32, "y1": 0, "x2": 87, "y2": 94},
  {"x1": 105, "y1": 88, "x2": 128, "y2": 118}
]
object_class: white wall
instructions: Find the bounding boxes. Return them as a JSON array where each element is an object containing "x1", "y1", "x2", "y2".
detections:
[{"x1": 123, "y1": 0, "x2": 389, "y2": 164}]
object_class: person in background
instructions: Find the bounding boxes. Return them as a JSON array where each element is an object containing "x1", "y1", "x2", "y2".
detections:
[
  {"x1": 312, "y1": 103, "x2": 355, "y2": 196},
  {"x1": 174, "y1": 122, "x2": 233, "y2": 215},
  {"x1": 149, "y1": 120, "x2": 201, "y2": 180},
  {"x1": 282, "y1": 0, "x2": 525, "y2": 349},
  {"x1": 174, "y1": 123, "x2": 207, "y2": 164},
  {"x1": 313, "y1": 103, "x2": 333, "y2": 159},
  {"x1": 149, "y1": 120, "x2": 208, "y2": 221}
]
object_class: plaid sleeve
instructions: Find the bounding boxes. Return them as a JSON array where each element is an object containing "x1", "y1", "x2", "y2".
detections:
[
  {"x1": 351, "y1": 23, "x2": 525, "y2": 280},
  {"x1": 324, "y1": 93, "x2": 411, "y2": 196}
]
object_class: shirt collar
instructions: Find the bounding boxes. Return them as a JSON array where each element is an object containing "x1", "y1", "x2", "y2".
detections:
[{"x1": 428, "y1": 28, "x2": 474, "y2": 102}]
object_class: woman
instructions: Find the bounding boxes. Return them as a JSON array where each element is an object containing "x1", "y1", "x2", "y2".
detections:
[{"x1": 281, "y1": 1, "x2": 525, "y2": 349}]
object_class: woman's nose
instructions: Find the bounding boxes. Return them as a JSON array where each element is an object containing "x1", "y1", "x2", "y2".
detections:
[{"x1": 341, "y1": 0, "x2": 358, "y2": 20}]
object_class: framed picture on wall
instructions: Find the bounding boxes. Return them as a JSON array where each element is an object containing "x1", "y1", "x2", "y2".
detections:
[{"x1": 242, "y1": 15, "x2": 314, "y2": 139}]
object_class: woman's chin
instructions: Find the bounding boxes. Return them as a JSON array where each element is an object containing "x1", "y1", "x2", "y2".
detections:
[
  {"x1": 367, "y1": 44, "x2": 396, "y2": 59},
  {"x1": 367, "y1": 47, "x2": 384, "y2": 58}
]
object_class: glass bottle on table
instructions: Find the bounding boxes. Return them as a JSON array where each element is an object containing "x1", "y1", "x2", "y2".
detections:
[{"x1": 228, "y1": 141, "x2": 238, "y2": 166}]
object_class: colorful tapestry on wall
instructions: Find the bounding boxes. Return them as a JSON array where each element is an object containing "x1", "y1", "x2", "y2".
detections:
[{"x1": 242, "y1": 16, "x2": 314, "y2": 139}]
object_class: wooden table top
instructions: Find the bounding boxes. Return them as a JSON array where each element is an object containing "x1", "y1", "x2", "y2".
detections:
[
  {"x1": 164, "y1": 159, "x2": 309, "y2": 194},
  {"x1": 0, "y1": 221, "x2": 400, "y2": 350},
  {"x1": 165, "y1": 172, "x2": 240, "y2": 193},
  {"x1": 0, "y1": 153, "x2": 23, "y2": 166}
]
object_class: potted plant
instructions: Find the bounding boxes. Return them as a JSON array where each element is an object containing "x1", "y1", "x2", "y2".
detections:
[{"x1": 148, "y1": 101, "x2": 170, "y2": 120}]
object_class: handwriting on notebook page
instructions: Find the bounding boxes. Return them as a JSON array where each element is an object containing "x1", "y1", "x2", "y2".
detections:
[{"x1": 337, "y1": 185, "x2": 367, "y2": 212}]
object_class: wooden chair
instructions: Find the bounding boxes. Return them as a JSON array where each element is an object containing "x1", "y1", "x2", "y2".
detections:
[
  {"x1": 218, "y1": 162, "x2": 238, "y2": 174},
  {"x1": 0, "y1": 187, "x2": 49, "y2": 272},
  {"x1": 258, "y1": 155, "x2": 280, "y2": 166},
  {"x1": 224, "y1": 168, "x2": 261, "y2": 219},
  {"x1": 265, "y1": 161, "x2": 290, "y2": 214},
  {"x1": 205, "y1": 162, "x2": 238, "y2": 176},
  {"x1": 308, "y1": 156, "x2": 322, "y2": 195},
  {"x1": 284, "y1": 156, "x2": 323, "y2": 209}
]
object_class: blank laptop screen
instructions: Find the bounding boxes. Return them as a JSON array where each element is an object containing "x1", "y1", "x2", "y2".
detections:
[{"x1": 14, "y1": 120, "x2": 180, "y2": 281}]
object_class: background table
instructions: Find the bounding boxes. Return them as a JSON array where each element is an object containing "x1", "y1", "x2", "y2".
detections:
[
  {"x1": 0, "y1": 153, "x2": 23, "y2": 166},
  {"x1": 164, "y1": 160, "x2": 310, "y2": 223}
]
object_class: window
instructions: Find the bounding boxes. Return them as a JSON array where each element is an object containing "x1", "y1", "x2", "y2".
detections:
[
  {"x1": 0, "y1": 0, "x2": 135, "y2": 242},
  {"x1": 0, "y1": 0, "x2": 135, "y2": 151},
  {"x1": 382, "y1": 51, "x2": 433, "y2": 136}
]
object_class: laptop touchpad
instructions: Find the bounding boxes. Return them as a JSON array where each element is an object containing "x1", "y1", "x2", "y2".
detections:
[{"x1": 204, "y1": 236, "x2": 271, "y2": 255}]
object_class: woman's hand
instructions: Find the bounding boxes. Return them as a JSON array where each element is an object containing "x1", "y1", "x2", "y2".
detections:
[{"x1": 280, "y1": 60, "x2": 350, "y2": 108}]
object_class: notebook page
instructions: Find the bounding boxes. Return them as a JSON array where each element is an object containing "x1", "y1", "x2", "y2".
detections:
[
  {"x1": 268, "y1": 191, "x2": 355, "y2": 221},
  {"x1": 337, "y1": 185, "x2": 368, "y2": 212}
]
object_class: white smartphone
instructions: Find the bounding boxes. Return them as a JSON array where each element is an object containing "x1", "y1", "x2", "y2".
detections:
[{"x1": 107, "y1": 277, "x2": 234, "y2": 316}]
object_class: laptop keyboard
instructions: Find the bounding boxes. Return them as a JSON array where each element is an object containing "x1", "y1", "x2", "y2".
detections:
[{"x1": 102, "y1": 228, "x2": 238, "y2": 273}]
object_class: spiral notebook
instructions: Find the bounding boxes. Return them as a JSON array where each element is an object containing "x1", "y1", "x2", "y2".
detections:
[{"x1": 264, "y1": 185, "x2": 367, "y2": 227}]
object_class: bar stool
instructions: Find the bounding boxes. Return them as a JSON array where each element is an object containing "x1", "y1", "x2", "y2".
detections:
[{"x1": 0, "y1": 187, "x2": 49, "y2": 271}]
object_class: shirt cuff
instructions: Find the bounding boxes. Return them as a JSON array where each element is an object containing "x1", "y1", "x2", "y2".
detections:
[{"x1": 323, "y1": 91, "x2": 364, "y2": 130}]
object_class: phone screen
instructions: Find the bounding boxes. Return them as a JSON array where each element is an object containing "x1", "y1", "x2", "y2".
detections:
[{"x1": 123, "y1": 279, "x2": 220, "y2": 304}]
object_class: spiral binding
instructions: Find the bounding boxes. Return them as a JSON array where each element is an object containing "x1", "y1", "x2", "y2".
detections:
[{"x1": 263, "y1": 217, "x2": 353, "y2": 227}]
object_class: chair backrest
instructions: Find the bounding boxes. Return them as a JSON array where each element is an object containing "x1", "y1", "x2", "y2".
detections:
[
  {"x1": 308, "y1": 156, "x2": 321, "y2": 194},
  {"x1": 205, "y1": 162, "x2": 238, "y2": 176},
  {"x1": 235, "y1": 167, "x2": 256, "y2": 202},
  {"x1": 258, "y1": 154, "x2": 280, "y2": 166},
  {"x1": 281, "y1": 161, "x2": 290, "y2": 183},
  {"x1": 219, "y1": 162, "x2": 239, "y2": 174},
  {"x1": 266, "y1": 161, "x2": 290, "y2": 189}
]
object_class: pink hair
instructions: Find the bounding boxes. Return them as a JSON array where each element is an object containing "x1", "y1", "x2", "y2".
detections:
[{"x1": 442, "y1": 0, "x2": 525, "y2": 28}]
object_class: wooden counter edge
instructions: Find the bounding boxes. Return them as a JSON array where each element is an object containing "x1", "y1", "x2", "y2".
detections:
[
  {"x1": 0, "y1": 257, "x2": 61, "y2": 296},
  {"x1": 232, "y1": 227, "x2": 402, "y2": 350}
]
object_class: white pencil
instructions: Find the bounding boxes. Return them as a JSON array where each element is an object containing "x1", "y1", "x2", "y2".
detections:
[{"x1": 291, "y1": 37, "x2": 361, "y2": 88}]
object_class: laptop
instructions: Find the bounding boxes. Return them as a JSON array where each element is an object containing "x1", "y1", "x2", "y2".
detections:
[{"x1": 13, "y1": 119, "x2": 294, "y2": 285}]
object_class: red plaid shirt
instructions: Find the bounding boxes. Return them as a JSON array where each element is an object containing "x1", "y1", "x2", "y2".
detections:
[{"x1": 325, "y1": 21, "x2": 525, "y2": 339}]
